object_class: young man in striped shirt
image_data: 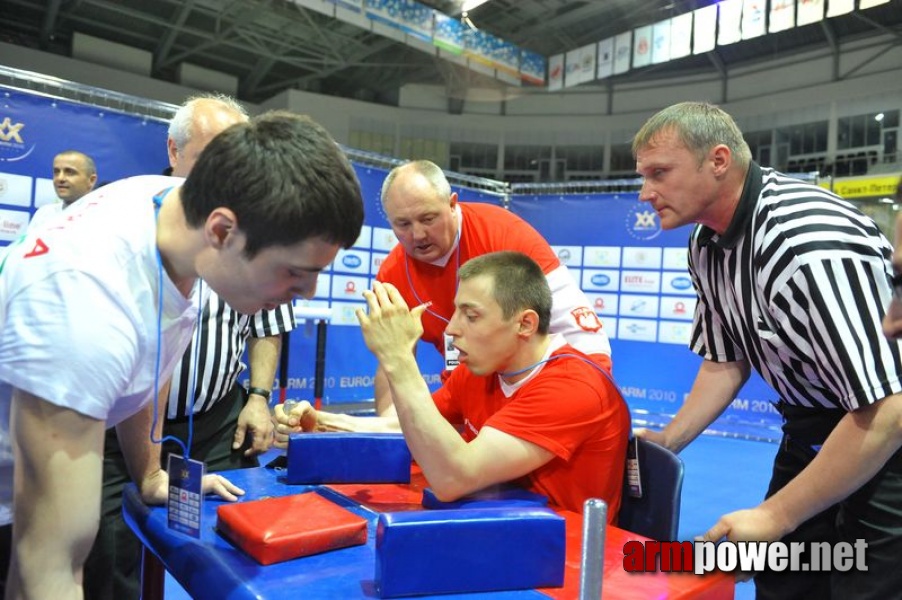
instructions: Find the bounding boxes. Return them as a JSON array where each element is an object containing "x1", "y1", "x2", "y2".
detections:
[{"x1": 633, "y1": 101, "x2": 902, "y2": 599}]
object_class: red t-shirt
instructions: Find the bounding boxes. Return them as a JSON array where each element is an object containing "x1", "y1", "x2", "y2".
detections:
[
  {"x1": 431, "y1": 344, "x2": 630, "y2": 519},
  {"x1": 376, "y1": 202, "x2": 560, "y2": 356}
]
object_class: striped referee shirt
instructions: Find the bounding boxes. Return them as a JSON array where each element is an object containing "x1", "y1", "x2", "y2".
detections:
[
  {"x1": 166, "y1": 292, "x2": 295, "y2": 419},
  {"x1": 689, "y1": 162, "x2": 902, "y2": 412}
]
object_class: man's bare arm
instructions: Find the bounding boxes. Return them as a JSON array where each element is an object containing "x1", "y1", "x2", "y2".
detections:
[{"x1": 8, "y1": 389, "x2": 105, "y2": 600}]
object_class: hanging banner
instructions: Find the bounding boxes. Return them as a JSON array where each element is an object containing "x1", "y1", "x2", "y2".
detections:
[
  {"x1": 597, "y1": 37, "x2": 615, "y2": 80},
  {"x1": 694, "y1": 5, "x2": 718, "y2": 54},
  {"x1": 670, "y1": 13, "x2": 693, "y2": 59},
  {"x1": 632, "y1": 25, "x2": 653, "y2": 69},
  {"x1": 718, "y1": 0, "x2": 744, "y2": 46},
  {"x1": 826, "y1": 0, "x2": 854, "y2": 17},
  {"x1": 798, "y1": 0, "x2": 826, "y2": 25},
  {"x1": 614, "y1": 31, "x2": 633, "y2": 74},
  {"x1": 548, "y1": 53, "x2": 565, "y2": 91},
  {"x1": 742, "y1": 0, "x2": 767, "y2": 40},
  {"x1": 652, "y1": 19, "x2": 672, "y2": 65},
  {"x1": 770, "y1": 0, "x2": 797, "y2": 33}
]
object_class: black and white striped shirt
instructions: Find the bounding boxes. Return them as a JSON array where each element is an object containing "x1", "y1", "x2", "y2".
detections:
[
  {"x1": 689, "y1": 163, "x2": 902, "y2": 412},
  {"x1": 166, "y1": 292, "x2": 294, "y2": 419}
]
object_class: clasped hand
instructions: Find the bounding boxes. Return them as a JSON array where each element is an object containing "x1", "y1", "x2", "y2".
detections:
[
  {"x1": 272, "y1": 400, "x2": 323, "y2": 448},
  {"x1": 355, "y1": 281, "x2": 428, "y2": 364}
]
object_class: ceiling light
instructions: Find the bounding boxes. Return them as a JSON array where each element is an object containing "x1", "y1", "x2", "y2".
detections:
[{"x1": 875, "y1": 113, "x2": 885, "y2": 122}]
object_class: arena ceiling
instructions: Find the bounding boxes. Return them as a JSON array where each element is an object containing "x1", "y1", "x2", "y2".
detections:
[{"x1": 3, "y1": 0, "x2": 901, "y2": 106}]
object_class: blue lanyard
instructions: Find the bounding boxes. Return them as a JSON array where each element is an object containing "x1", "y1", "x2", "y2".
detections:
[
  {"x1": 149, "y1": 189, "x2": 202, "y2": 460},
  {"x1": 500, "y1": 353, "x2": 617, "y2": 389},
  {"x1": 402, "y1": 228, "x2": 461, "y2": 325}
]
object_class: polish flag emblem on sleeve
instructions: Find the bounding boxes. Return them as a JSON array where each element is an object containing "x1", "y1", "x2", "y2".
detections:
[{"x1": 571, "y1": 306, "x2": 602, "y2": 332}]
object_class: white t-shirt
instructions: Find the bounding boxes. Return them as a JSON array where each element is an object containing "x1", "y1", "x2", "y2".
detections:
[
  {"x1": 27, "y1": 201, "x2": 66, "y2": 233},
  {"x1": 0, "y1": 175, "x2": 205, "y2": 525}
]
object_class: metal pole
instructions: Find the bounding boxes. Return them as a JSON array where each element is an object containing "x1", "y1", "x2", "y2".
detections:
[
  {"x1": 579, "y1": 498, "x2": 608, "y2": 600},
  {"x1": 313, "y1": 319, "x2": 327, "y2": 409},
  {"x1": 278, "y1": 330, "x2": 290, "y2": 405}
]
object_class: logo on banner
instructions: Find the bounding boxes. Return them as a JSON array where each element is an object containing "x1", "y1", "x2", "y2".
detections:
[
  {"x1": 591, "y1": 273, "x2": 611, "y2": 286},
  {"x1": 626, "y1": 203, "x2": 662, "y2": 241},
  {"x1": 0, "y1": 116, "x2": 36, "y2": 163},
  {"x1": 670, "y1": 276, "x2": 692, "y2": 290},
  {"x1": 342, "y1": 254, "x2": 362, "y2": 269}
]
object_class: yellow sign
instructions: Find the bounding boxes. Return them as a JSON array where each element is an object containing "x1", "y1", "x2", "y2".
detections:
[{"x1": 820, "y1": 174, "x2": 901, "y2": 199}]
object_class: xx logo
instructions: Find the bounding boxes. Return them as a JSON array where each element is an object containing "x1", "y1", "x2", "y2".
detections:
[{"x1": 634, "y1": 211, "x2": 657, "y2": 228}]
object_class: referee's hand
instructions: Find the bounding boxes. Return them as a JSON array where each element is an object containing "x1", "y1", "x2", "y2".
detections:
[{"x1": 233, "y1": 397, "x2": 275, "y2": 456}]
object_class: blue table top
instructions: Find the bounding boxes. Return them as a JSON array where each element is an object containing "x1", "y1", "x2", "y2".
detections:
[{"x1": 123, "y1": 464, "x2": 548, "y2": 600}]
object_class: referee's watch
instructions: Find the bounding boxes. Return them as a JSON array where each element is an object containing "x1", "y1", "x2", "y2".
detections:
[{"x1": 247, "y1": 386, "x2": 272, "y2": 401}]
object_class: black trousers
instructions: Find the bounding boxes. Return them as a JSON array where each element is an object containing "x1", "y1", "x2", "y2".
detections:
[
  {"x1": 755, "y1": 403, "x2": 902, "y2": 600},
  {"x1": 0, "y1": 522, "x2": 10, "y2": 597},
  {"x1": 83, "y1": 385, "x2": 258, "y2": 600}
]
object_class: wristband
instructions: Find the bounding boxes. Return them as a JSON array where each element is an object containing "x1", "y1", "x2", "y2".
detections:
[{"x1": 247, "y1": 386, "x2": 272, "y2": 400}]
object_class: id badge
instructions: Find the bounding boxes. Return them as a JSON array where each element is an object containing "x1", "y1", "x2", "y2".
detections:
[
  {"x1": 626, "y1": 437, "x2": 643, "y2": 499},
  {"x1": 443, "y1": 333, "x2": 460, "y2": 371},
  {"x1": 167, "y1": 454, "x2": 205, "y2": 538}
]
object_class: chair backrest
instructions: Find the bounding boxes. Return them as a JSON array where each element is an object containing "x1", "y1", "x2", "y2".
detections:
[{"x1": 617, "y1": 437, "x2": 685, "y2": 540}]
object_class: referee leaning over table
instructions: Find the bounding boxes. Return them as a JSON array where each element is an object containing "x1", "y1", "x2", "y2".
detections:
[
  {"x1": 84, "y1": 94, "x2": 295, "y2": 600},
  {"x1": 633, "y1": 101, "x2": 902, "y2": 599}
]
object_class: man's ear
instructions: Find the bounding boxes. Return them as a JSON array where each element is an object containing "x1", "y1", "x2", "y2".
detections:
[
  {"x1": 205, "y1": 207, "x2": 239, "y2": 249},
  {"x1": 710, "y1": 144, "x2": 732, "y2": 177},
  {"x1": 518, "y1": 309, "x2": 540, "y2": 337},
  {"x1": 167, "y1": 137, "x2": 179, "y2": 171},
  {"x1": 449, "y1": 191, "x2": 458, "y2": 211}
]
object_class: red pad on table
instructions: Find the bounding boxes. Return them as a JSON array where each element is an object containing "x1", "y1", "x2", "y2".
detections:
[{"x1": 216, "y1": 492, "x2": 368, "y2": 565}]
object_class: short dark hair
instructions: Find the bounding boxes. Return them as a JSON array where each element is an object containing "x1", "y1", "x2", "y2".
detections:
[
  {"x1": 181, "y1": 111, "x2": 364, "y2": 258},
  {"x1": 458, "y1": 251, "x2": 552, "y2": 334}
]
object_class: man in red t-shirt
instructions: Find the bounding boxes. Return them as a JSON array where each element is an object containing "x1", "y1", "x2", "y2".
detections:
[
  {"x1": 275, "y1": 251, "x2": 630, "y2": 517},
  {"x1": 372, "y1": 160, "x2": 612, "y2": 416}
]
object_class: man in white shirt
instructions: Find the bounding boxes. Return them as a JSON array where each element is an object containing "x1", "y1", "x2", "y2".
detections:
[
  {"x1": 0, "y1": 111, "x2": 365, "y2": 599},
  {"x1": 27, "y1": 150, "x2": 98, "y2": 231}
]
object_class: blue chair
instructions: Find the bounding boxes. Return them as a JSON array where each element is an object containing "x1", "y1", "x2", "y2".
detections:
[{"x1": 617, "y1": 437, "x2": 685, "y2": 540}]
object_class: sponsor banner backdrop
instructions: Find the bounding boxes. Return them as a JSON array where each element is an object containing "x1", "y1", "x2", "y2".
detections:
[{"x1": 509, "y1": 192, "x2": 779, "y2": 433}]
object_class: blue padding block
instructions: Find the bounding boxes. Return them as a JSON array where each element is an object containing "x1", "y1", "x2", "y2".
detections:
[
  {"x1": 286, "y1": 433, "x2": 411, "y2": 484},
  {"x1": 421, "y1": 485, "x2": 548, "y2": 509},
  {"x1": 375, "y1": 507, "x2": 565, "y2": 598}
]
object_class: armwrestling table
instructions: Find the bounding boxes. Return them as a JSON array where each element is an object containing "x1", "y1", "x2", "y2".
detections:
[{"x1": 123, "y1": 464, "x2": 734, "y2": 600}]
